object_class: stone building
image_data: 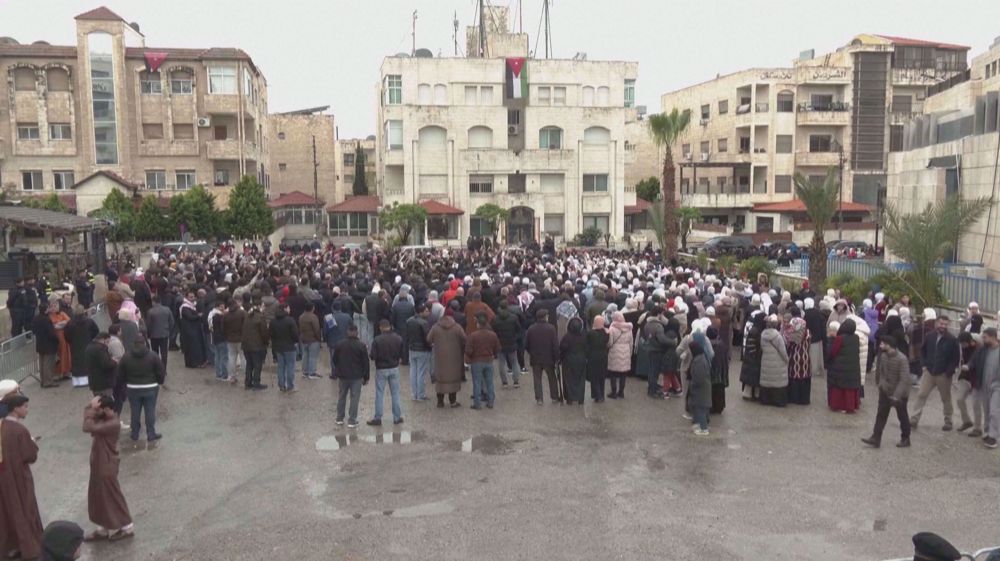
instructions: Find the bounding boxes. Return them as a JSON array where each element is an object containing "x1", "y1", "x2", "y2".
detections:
[
  {"x1": 374, "y1": 7, "x2": 639, "y2": 246},
  {"x1": 886, "y1": 36, "x2": 1000, "y2": 278},
  {"x1": 333, "y1": 137, "x2": 376, "y2": 203},
  {"x1": 0, "y1": 6, "x2": 269, "y2": 213},
  {"x1": 660, "y1": 34, "x2": 969, "y2": 241},
  {"x1": 268, "y1": 106, "x2": 336, "y2": 204}
]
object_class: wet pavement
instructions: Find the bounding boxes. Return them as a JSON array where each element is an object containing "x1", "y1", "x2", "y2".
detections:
[{"x1": 21, "y1": 353, "x2": 1000, "y2": 561}]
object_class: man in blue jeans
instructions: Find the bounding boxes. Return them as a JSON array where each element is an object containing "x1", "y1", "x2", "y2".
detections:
[
  {"x1": 466, "y1": 313, "x2": 501, "y2": 410},
  {"x1": 405, "y1": 304, "x2": 432, "y2": 400},
  {"x1": 368, "y1": 319, "x2": 404, "y2": 426},
  {"x1": 117, "y1": 336, "x2": 165, "y2": 441},
  {"x1": 269, "y1": 305, "x2": 300, "y2": 392}
]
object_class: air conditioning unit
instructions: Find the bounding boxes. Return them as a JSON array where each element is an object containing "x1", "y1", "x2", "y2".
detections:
[
  {"x1": 507, "y1": 124, "x2": 520, "y2": 136},
  {"x1": 684, "y1": 152, "x2": 692, "y2": 160},
  {"x1": 699, "y1": 118, "x2": 709, "y2": 126},
  {"x1": 700, "y1": 153, "x2": 710, "y2": 162},
  {"x1": 197, "y1": 117, "x2": 212, "y2": 127}
]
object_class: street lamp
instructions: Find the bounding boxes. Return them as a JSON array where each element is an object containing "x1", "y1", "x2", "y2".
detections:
[
  {"x1": 874, "y1": 182, "x2": 885, "y2": 253},
  {"x1": 832, "y1": 138, "x2": 846, "y2": 241}
]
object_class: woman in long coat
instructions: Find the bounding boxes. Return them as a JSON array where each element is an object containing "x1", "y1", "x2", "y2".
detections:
[
  {"x1": 606, "y1": 312, "x2": 633, "y2": 399},
  {"x1": 827, "y1": 319, "x2": 862, "y2": 413},
  {"x1": 555, "y1": 294, "x2": 578, "y2": 342},
  {"x1": 48, "y1": 301, "x2": 72, "y2": 378},
  {"x1": 785, "y1": 317, "x2": 811, "y2": 405},
  {"x1": 82, "y1": 396, "x2": 133, "y2": 541},
  {"x1": 585, "y1": 316, "x2": 610, "y2": 403},
  {"x1": 758, "y1": 316, "x2": 790, "y2": 407},
  {"x1": 558, "y1": 317, "x2": 588, "y2": 405},
  {"x1": 706, "y1": 326, "x2": 730, "y2": 414},
  {"x1": 427, "y1": 314, "x2": 466, "y2": 407},
  {"x1": 739, "y1": 311, "x2": 765, "y2": 400},
  {"x1": 65, "y1": 305, "x2": 99, "y2": 387},
  {"x1": 179, "y1": 293, "x2": 208, "y2": 368}
]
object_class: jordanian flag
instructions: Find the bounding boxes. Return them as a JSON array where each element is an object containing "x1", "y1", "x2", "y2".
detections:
[
  {"x1": 505, "y1": 57, "x2": 528, "y2": 99},
  {"x1": 143, "y1": 51, "x2": 168, "y2": 73}
]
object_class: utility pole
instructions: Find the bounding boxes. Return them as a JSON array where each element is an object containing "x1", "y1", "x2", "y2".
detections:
[
  {"x1": 543, "y1": 0, "x2": 551, "y2": 59},
  {"x1": 312, "y1": 135, "x2": 320, "y2": 238},
  {"x1": 411, "y1": 10, "x2": 418, "y2": 56},
  {"x1": 478, "y1": 0, "x2": 486, "y2": 57},
  {"x1": 519, "y1": 0, "x2": 523, "y2": 33},
  {"x1": 453, "y1": 11, "x2": 458, "y2": 56}
]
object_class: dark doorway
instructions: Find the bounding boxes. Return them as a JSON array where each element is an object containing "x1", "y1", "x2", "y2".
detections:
[{"x1": 507, "y1": 206, "x2": 534, "y2": 245}]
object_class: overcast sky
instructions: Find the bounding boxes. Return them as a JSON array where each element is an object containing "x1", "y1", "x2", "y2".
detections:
[{"x1": 4, "y1": 0, "x2": 999, "y2": 138}]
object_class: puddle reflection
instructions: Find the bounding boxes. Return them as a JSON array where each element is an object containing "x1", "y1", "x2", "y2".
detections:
[{"x1": 316, "y1": 431, "x2": 422, "y2": 451}]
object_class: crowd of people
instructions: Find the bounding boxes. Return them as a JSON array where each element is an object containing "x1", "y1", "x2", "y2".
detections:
[{"x1": 2, "y1": 239, "x2": 999, "y2": 558}]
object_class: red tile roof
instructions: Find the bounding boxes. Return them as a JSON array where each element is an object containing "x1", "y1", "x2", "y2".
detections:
[
  {"x1": 419, "y1": 199, "x2": 465, "y2": 215},
  {"x1": 327, "y1": 195, "x2": 380, "y2": 213},
  {"x1": 268, "y1": 191, "x2": 323, "y2": 208},
  {"x1": 71, "y1": 170, "x2": 140, "y2": 192},
  {"x1": 624, "y1": 199, "x2": 652, "y2": 215},
  {"x1": 75, "y1": 6, "x2": 125, "y2": 21},
  {"x1": 752, "y1": 200, "x2": 872, "y2": 213},
  {"x1": 874, "y1": 35, "x2": 969, "y2": 51}
]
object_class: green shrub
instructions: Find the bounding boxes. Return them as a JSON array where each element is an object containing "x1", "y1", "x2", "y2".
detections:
[
  {"x1": 573, "y1": 226, "x2": 602, "y2": 247},
  {"x1": 738, "y1": 256, "x2": 775, "y2": 283}
]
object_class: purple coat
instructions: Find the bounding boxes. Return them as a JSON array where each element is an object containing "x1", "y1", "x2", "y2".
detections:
[{"x1": 863, "y1": 308, "x2": 879, "y2": 343}]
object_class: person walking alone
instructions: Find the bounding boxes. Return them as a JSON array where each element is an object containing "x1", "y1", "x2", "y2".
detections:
[
  {"x1": 862, "y1": 335, "x2": 912, "y2": 448},
  {"x1": 911, "y1": 316, "x2": 960, "y2": 431},
  {"x1": 82, "y1": 396, "x2": 134, "y2": 542}
]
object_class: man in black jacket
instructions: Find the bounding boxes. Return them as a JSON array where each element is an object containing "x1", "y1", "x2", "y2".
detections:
[
  {"x1": 333, "y1": 324, "x2": 370, "y2": 428},
  {"x1": 491, "y1": 302, "x2": 521, "y2": 388},
  {"x1": 269, "y1": 305, "x2": 300, "y2": 392},
  {"x1": 405, "y1": 304, "x2": 432, "y2": 400},
  {"x1": 368, "y1": 319, "x2": 404, "y2": 426},
  {"x1": 31, "y1": 304, "x2": 60, "y2": 388},
  {"x1": 911, "y1": 316, "x2": 960, "y2": 431},
  {"x1": 85, "y1": 332, "x2": 117, "y2": 397},
  {"x1": 803, "y1": 298, "x2": 827, "y2": 379},
  {"x1": 118, "y1": 337, "x2": 166, "y2": 441}
]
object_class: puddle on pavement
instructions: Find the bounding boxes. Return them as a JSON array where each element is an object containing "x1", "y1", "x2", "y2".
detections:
[
  {"x1": 446, "y1": 434, "x2": 516, "y2": 455},
  {"x1": 873, "y1": 518, "x2": 887, "y2": 532},
  {"x1": 316, "y1": 431, "x2": 425, "y2": 451}
]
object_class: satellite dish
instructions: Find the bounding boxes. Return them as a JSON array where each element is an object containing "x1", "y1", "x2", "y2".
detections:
[
  {"x1": 32, "y1": 40, "x2": 50, "y2": 45},
  {"x1": 365, "y1": 135, "x2": 376, "y2": 141},
  {"x1": 0, "y1": 37, "x2": 20, "y2": 45},
  {"x1": 414, "y1": 48, "x2": 433, "y2": 58},
  {"x1": 394, "y1": 52, "x2": 410, "y2": 58},
  {"x1": 129, "y1": 22, "x2": 141, "y2": 33}
]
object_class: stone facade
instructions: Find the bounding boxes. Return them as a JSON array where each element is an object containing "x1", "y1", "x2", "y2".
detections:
[
  {"x1": 268, "y1": 111, "x2": 337, "y2": 204},
  {"x1": 0, "y1": 6, "x2": 269, "y2": 212}
]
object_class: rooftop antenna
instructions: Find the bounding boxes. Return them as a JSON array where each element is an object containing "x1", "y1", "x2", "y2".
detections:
[
  {"x1": 543, "y1": 0, "x2": 552, "y2": 59},
  {"x1": 453, "y1": 10, "x2": 459, "y2": 56},
  {"x1": 478, "y1": 0, "x2": 486, "y2": 57},
  {"x1": 411, "y1": 10, "x2": 418, "y2": 56},
  {"x1": 519, "y1": 0, "x2": 523, "y2": 33}
]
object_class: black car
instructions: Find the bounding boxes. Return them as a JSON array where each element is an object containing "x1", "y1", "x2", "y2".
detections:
[{"x1": 701, "y1": 236, "x2": 754, "y2": 252}]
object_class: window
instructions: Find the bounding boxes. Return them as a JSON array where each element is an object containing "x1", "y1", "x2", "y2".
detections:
[
  {"x1": 468, "y1": 126, "x2": 493, "y2": 148},
  {"x1": 889, "y1": 125, "x2": 904, "y2": 152},
  {"x1": 624, "y1": 79, "x2": 635, "y2": 108},
  {"x1": 718, "y1": 99, "x2": 728, "y2": 115},
  {"x1": 716, "y1": 176, "x2": 728, "y2": 190},
  {"x1": 21, "y1": 171, "x2": 43, "y2": 191},
  {"x1": 142, "y1": 123, "x2": 164, "y2": 140},
  {"x1": 553, "y1": 86, "x2": 566, "y2": 105},
  {"x1": 46, "y1": 68, "x2": 69, "y2": 91},
  {"x1": 140, "y1": 71, "x2": 161, "y2": 94},
  {"x1": 469, "y1": 216, "x2": 492, "y2": 237},
  {"x1": 13, "y1": 67, "x2": 35, "y2": 91},
  {"x1": 176, "y1": 170, "x2": 197, "y2": 190},
  {"x1": 507, "y1": 109, "x2": 520, "y2": 126},
  {"x1": 698, "y1": 177, "x2": 710, "y2": 193},
  {"x1": 90, "y1": 34, "x2": 119, "y2": 165},
  {"x1": 892, "y1": 94, "x2": 913, "y2": 114},
  {"x1": 53, "y1": 171, "x2": 74, "y2": 190},
  {"x1": 777, "y1": 91, "x2": 794, "y2": 112},
  {"x1": 681, "y1": 178, "x2": 691, "y2": 193},
  {"x1": 469, "y1": 175, "x2": 493, "y2": 193},
  {"x1": 738, "y1": 137, "x2": 751, "y2": 153},
  {"x1": 596, "y1": 86, "x2": 610, "y2": 106},
  {"x1": 775, "y1": 175, "x2": 792, "y2": 193},
  {"x1": 480, "y1": 86, "x2": 493, "y2": 105},
  {"x1": 343, "y1": 153, "x2": 355, "y2": 166},
  {"x1": 539, "y1": 127, "x2": 562, "y2": 149},
  {"x1": 699, "y1": 141, "x2": 710, "y2": 154},
  {"x1": 434, "y1": 84, "x2": 447, "y2": 104},
  {"x1": 583, "y1": 214, "x2": 609, "y2": 234},
  {"x1": 464, "y1": 85, "x2": 477, "y2": 105},
  {"x1": 214, "y1": 169, "x2": 230, "y2": 186},
  {"x1": 385, "y1": 75, "x2": 402, "y2": 104},
  {"x1": 681, "y1": 143, "x2": 691, "y2": 156},
  {"x1": 755, "y1": 216, "x2": 774, "y2": 233},
  {"x1": 49, "y1": 123, "x2": 72, "y2": 140},
  {"x1": 278, "y1": 163, "x2": 287, "y2": 171},
  {"x1": 173, "y1": 123, "x2": 194, "y2": 140},
  {"x1": 701, "y1": 104, "x2": 710, "y2": 120},
  {"x1": 583, "y1": 174, "x2": 609, "y2": 193},
  {"x1": 583, "y1": 127, "x2": 610, "y2": 145},
  {"x1": 387, "y1": 120, "x2": 402, "y2": 150},
  {"x1": 776, "y1": 135, "x2": 793, "y2": 154},
  {"x1": 582, "y1": 86, "x2": 594, "y2": 106},
  {"x1": 811, "y1": 94, "x2": 833, "y2": 111},
  {"x1": 170, "y1": 70, "x2": 193, "y2": 94},
  {"x1": 538, "y1": 86, "x2": 551, "y2": 105},
  {"x1": 329, "y1": 212, "x2": 370, "y2": 237},
  {"x1": 717, "y1": 137, "x2": 728, "y2": 153},
  {"x1": 508, "y1": 173, "x2": 526, "y2": 193},
  {"x1": 540, "y1": 173, "x2": 564, "y2": 193},
  {"x1": 17, "y1": 124, "x2": 40, "y2": 140},
  {"x1": 145, "y1": 170, "x2": 166, "y2": 189},
  {"x1": 277, "y1": 132, "x2": 286, "y2": 140},
  {"x1": 427, "y1": 216, "x2": 458, "y2": 239},
  {"x1": 809, "y1": 135, "x2": 832, "y2": 152},
  {"x1": 544, "y1": 214, "x2": 564, "y2": 235},
  {"x1": 807, "y1": 174, "x2": 826, "y2": 187},
  {"x1": 208, "y1": 66, "x2": 237, "y2": 94},
  {"x1": 419, "y1": 84, "x2": 433, "y2": 105}
]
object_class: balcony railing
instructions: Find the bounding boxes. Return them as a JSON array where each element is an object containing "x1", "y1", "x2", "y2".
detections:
[
  {"x1": 755, "y1": 102, "x2": 769, "y2": 112},
  {"x1": 735, "y1": 103, "x2": 751, "y2": 115},
  {"x1": 797, "y1": 101, "x2": 850, "y2": 112}
]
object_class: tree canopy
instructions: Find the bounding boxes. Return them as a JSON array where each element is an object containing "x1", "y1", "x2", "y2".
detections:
[
  {"x1": 352, "y1": 144, "x2": 369, "y2": 196},
  {"x1": 379, "y1": 202, "x2": 427, "y2": 246},
  {"x1": 647, "y1": 107, "x2": 691, "y2": 258},
  {"x1": 793, "y1": 168, "x2": 840, "y2": 288},
  {"x1": 170, "y1": 185, "x2": 221, "y2": 240},
  {"x1": 473, "y1": 203, "x2": 510, "y2": 240},
  {"x1": 635, "y1": 176, "x2": 660, "y2": 202},
  {"x1": 225, "y1": 175, "x2": 274, "y2": 239},
  {"x1": 677, "y1": 206, "x2": 701, "y2": 250}
]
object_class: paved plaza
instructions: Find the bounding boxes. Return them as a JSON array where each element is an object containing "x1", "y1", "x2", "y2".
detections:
[{"x1": 21, "y1": 354, "x2": 1000, "y2": 561}]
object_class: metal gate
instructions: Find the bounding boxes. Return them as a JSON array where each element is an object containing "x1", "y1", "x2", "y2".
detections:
[{"x1": 0, "y1": 332, "x2": 39, "y2": 383}]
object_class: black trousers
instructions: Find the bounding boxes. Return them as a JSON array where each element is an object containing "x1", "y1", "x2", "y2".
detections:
[
  {"x1": 608, "y1": 373, "x2": 626, "y2": 396},
  {"x1": 244, "y1": 350, "x2": 265, "y2": 387},
  {"x1": 590, "y1": 373, "x2": 606, "y2": 400},
  {"x1": 150, "y1": 337, "x2": 169, "y2": 369},
  {"x1": 872, "y1": 390, "x2": 911, "y2": 442}
]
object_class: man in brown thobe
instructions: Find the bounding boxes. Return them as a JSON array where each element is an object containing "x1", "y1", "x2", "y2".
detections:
[
  {"x1": 82, "y1": 396, "x2": 134, "y2": 542},
  {"x1": 0, "y1": 394, "x2": 43, "y2": 560}
]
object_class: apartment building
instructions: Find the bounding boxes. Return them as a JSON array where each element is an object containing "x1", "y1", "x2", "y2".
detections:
[
  {"x1": 333, "y1": 137, "x2": 376, "y2": 202},
  {"x1": 660, "y1": 34, "x2": 969, "y2": 239},
  {"x1": 886, "y1": 36, "x2": 1000, "y2": 277},
  {"x1": 374, "y1": 8, "x2": 639, "y2": 246},
  {"x1": 0, "y1": 6, "x2": 269, "y2": 213}
]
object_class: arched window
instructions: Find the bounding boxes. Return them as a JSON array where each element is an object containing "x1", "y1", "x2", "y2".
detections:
[
  {"x1": 583, "y1": 126, "x2": 610, "y2": 145},
  {"x1": 777, "y1": 90, "x2": 795, "y2": 112},
  {"x1": 417, "y1": 83, "x2": 432, "y2": 105},
  {"x1": 45, "y1": 67, "x2": 69, "y2": 92},
  {"x1": 539, "y1": 126, "x2": 562, "y2": 150},
  {"x1": 581, "y1": 86, "x2": 594, "y2": 106},
  {"x1": 467, "y1": 126, "x2": 493, "y2": 148},
  {"x1": 12, "y1": 67, "x2": 36, "y2": 91},
  {"x1": 596, "y1": 86, "x2": 610, "y2": 106},
  {"x1": 433, "y1": 83, "x2": 447, "y2": 104},
  {"x1": 419, "y1": 125, "x2": 447, "y2": 147}
]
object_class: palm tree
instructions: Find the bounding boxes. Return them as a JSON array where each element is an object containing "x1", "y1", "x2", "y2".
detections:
[
  {"x1": 648, "y1": 108, "x2": 691, "y2": 257},
  {"x1": 882, "y1": 194, "x2": 990, "y2": 307},
  {"x1": 793, "y1": 168, "x2": 840, "y2": 288}
]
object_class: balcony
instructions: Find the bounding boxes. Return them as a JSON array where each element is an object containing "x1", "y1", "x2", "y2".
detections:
[
  {"x1": 458, "y1": 147, "x2": 576, "y2": 172},
  {"x1": 796, "y1": 102, "x2": 851, "y2": 126},
  {"x1": 888, "y1": 106, "x2": 920, "y2": 125},
  {"x1": 755, "y1": 102, "x2": 769, "y2": 113},
  {"x1": 139, "y1": 139, "x2": 199, "y2": 157},
  {"x1": 682, "y1": 190, "x2": 753, "y2": 209},
  {"x1": 204, "y1": 94, "x2": 240, "y2": 115},
  {"x1": 207, "y1": 139, "x2": 260, "y2": 161},
  {"x1": 795, "y1": 151, "x2": 841, "y2": 167}
]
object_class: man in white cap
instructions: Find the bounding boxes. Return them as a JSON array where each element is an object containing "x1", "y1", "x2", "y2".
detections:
[{"x1": 0, "y1": 380, "x2": 20, "y2": 417}]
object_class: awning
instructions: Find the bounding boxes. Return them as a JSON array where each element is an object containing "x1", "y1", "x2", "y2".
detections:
[
  {"x1": 752, "y1": 200, "x2": 872, "y2": 213},
  {"x1": 927, "y1": 155, "x2": 958, "y2": 169},
  {"x1": 268, "y1": 190, "x2": 324, "y2": 208},
  {"x1": 419, "y1": 200, "x2": 464, "y2": 215},
  {"x1": 625, "y1": 199, "x2": 652, "y2": 215},
  {"x1": 0, "y1": 206, "x2": 109, "y2": 234},
  {"x1": 326, "y1": 195, "x2": 380, "y2": 213}
]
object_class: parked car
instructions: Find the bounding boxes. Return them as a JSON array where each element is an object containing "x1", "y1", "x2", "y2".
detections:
[
  {"x1": 700, "y1": 236, "x2": 754, "y2": 252},
  {"x1": 828, "y1": 240, "x2": 869, "y2": 253}
]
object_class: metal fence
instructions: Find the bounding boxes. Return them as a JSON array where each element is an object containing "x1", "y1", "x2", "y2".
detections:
[{"x1": 0, "y1": 331, "x2": 38, "y2": 384}]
